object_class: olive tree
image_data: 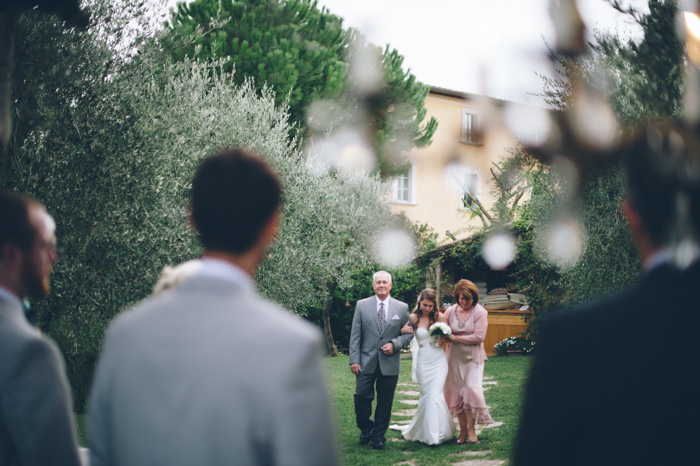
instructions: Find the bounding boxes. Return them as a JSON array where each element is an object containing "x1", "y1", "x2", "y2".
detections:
[{"x1": 4, "y1": 3, "x2": 394, "y2": 407}]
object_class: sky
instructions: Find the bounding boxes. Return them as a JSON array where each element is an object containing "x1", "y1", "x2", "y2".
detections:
[
  {"x1": 315, "y1": 0, "x2": 650, "y2": 105},
  {"x1": 162, "y1": 0, "x2": 652, "y2": 105}
]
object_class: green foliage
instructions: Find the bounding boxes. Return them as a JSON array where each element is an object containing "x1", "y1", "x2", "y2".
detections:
[
  {"x1": 5, "y1": 2, "x2": 395, "y2": 409},
  {"x1": 164, "y1": 0, "x2": 437, "y2": 178},
  {"x1": 539, "y1": 1, "x2": 683, "y2": 123},
  {"x1": 557, "y1": 167, "x2": 641, "y2": 306},
  {"x1": 305, "y1": 216, "x2": 438, "y2": 354},
  {"x1": 601, "y1": 0, "x2": 684, "y2": 122},
  {"x1": 259, "y1": 168, "x2": 393, "y2": 313},
  {"x1": 167, "y1": 0, "x2": 347, "y2": 128},
  {"x1": 529, "y1": 0, "x2": 682, "y2": 317}
]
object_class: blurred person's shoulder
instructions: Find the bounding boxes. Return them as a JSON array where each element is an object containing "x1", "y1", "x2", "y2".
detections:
[
  {"x1": 107, "y1": 280, "x2": 321, "y2": 345},
  {"x1": 252, "y1": 294, "x2": 322, "y2": 345},
  {"x1": 537, "y1": 286, "x2": 637, "y2": 353}
]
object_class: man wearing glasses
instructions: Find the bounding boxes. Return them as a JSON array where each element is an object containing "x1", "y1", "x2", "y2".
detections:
[{"x1": 0, "y1": 190, "x2": 81, "y2": 466}]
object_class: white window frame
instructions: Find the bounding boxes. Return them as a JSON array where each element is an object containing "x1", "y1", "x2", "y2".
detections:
[
  {"x1": 458, "y1": 167, "x2": 481, "y2": 210},
  {"x1": 391, "y1": 160, "x2": 417, "y2": 204},
  {"x1": 461, "y1": 109, "x2": 481, "y2": 145}
]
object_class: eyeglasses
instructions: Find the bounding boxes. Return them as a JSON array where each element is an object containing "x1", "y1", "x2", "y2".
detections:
[{"x1": 36, "y1": 240, "x2": 63, "y2": 259}]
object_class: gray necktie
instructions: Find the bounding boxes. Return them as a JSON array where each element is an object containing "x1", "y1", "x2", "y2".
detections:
[{"x1": 378, "y1": 302, "x2": 386, "y2": 333}]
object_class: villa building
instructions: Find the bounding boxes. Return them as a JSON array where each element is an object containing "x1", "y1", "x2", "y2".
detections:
[
  {"x1": 391, "y1": 87, "x2": 535, "y2": 353},
  {"x1": 389, "y1": 87, "x2": 524, "y2": 242}
]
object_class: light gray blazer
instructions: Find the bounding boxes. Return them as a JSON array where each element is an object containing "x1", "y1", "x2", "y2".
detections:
[
  {"x1": 88, "y1": 276, "x2": 338, "y2": 466},
  {"x1": 348, "y1": 296, "x2": 411, "y2": 376},
  {"x1": 0, "y1": 296, "x2": 81, "y2": 466}
]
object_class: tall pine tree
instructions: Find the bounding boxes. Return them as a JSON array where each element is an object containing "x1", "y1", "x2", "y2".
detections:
[{"x1": 165, "y1": 0, "x2": 437, "y2": 177}]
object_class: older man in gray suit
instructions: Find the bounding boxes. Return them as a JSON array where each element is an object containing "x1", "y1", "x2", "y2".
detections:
[
  {"x1": 0, "y1": 190, "x2": 81, "y2": 466},
  {"x1": 88, "y1": 149, "x2": 338, "y2": 466},
  {"x1": 349, "y1": 271, "x2": 411, "y2": 450}
]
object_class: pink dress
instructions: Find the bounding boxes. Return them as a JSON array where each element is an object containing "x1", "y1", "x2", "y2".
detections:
[{"x1": 444, "y1": 304, "x2": 494, "y2": 425}]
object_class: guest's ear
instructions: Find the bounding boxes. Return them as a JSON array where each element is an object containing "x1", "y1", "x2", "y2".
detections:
[
  {"x1": 261, "y1": 210, "x2": 280, "y2": 244},
  {"x1": 622, "y1": 199, "x2": 642, "y2": 239},
  {"x1": 622, "y1": 199, "x2": 655, "y2": 261}
]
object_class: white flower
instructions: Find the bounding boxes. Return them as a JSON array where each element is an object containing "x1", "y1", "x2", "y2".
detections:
[
  {"x1": 152, "y1": 260, "x2": 202, "y2": 295},
  {"x1": 428, "y1": 322, "x2": 452, "y2": 338}
]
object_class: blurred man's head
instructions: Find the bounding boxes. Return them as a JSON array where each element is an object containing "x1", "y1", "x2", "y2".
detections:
[
  {"x1": 621, "y1": 121, "x2": 700, "y2": 264},
  {"x1": 191, "y1": 149, "x2": 281, "y2": 258},
  {"x1": 0, "y1": 190, "x2": 58, "y2": 299}
]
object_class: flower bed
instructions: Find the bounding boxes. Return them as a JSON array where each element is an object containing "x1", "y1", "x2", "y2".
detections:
[{"x1": 494, "y1": 336, "x2": 535, "y2": 356}]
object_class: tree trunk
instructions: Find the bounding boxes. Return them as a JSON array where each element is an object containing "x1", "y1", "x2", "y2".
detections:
[
  {"x1": 321, "y1": 278, "x2": 339, "y2": 357},
  {"x1": 0, "y1": 10, "x2": 15, "y2": 153}
]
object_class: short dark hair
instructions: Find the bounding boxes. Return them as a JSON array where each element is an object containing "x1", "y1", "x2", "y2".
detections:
[
  {"x1": 622, "y1": 121, "x2": 700, "y2": 247},
  {"x1": 191, "y1": 149, "x2": 281, "y2": 254},
  {"x1": 0, "y1": 190, "x2": 37, "y2": 252}
]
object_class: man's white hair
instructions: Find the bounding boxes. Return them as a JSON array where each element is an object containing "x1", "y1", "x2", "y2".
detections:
[{"x1": 372, "y1": 270, "x2": 392, "y2": 283}]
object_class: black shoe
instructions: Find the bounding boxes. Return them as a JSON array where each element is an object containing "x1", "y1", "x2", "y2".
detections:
[
  {"x1": 372, "y1": 439, "x2": 385, "y2": 450},
  {"x1": 359, "y1": 431, "x2": 372, "y2": 445}
]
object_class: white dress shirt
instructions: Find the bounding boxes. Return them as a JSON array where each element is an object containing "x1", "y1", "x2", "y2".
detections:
[{"x1": 376, "y1": 295, "x2": 391, "y2": 320}]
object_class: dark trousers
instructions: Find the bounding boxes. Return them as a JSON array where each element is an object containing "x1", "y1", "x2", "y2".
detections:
[{"x1": 354, "y1": 365, "x2": 399, "y2": 442}]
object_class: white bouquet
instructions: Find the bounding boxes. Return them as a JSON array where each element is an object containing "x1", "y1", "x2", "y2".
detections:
[{"x1": 429, "y1": 322, "x2": 452, "y2": 339}]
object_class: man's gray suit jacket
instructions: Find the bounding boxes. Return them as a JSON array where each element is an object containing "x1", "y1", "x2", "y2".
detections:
[
  {"x1": 348, "y1": 296, "x2": 411, "y2": 376},
  {"x1": 88, "y1": 275, "x2": 338, "y2": 466},
  {"x1": 0, "y1": 296, "x2": 81, "y2": 466}
]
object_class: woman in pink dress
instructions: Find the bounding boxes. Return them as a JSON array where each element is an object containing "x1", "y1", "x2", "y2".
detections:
[{"x1": 442, "y1": 279, "x2": 494, "y2": 444}]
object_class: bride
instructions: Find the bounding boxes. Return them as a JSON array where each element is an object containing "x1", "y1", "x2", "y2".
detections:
[{"x1": 390, "y1": 288, "x2": 456, "y2": 445}]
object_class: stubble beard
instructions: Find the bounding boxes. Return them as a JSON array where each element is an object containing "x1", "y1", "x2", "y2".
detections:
[{"x1": 20, "y1": 258, "x2": 50, "y2": 300}]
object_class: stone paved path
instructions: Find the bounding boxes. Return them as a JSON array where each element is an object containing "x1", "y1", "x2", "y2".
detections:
[
  {"x1": 390, "y1": 378, "x2": 506, "y2": 465},
  {"x1": 393, "y1": 408, "x2": 417, "y2": 416},
  {"x1": 454, "y1": 450, "x2": 493, "y2": 457},
  {"x1": 400, "y1": 399, "x2": 420, "y2": 405}
]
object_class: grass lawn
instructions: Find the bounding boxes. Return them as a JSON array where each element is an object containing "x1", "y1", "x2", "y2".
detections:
[
  {"x1": 75, "y1": 413, "x2": 87, "y2": 447},
  {"x1": 75, "y1": 354, "x2": 532, "y2": 465},
  {"x1": 327, "y1": 354, "x2": 532, "y2": 466}
]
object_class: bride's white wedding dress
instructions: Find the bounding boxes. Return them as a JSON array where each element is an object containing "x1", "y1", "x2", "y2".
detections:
[{"x1": 391, "y1": 328, "x2": 456, "y2": 445}]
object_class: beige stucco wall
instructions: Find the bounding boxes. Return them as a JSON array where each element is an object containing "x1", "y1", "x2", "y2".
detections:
[{"x1": 390, "y1": 91, "x2": 520, "y2": 242}]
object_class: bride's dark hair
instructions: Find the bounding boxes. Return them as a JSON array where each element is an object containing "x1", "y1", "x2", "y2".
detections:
[{"x1": 411, "y1": 288, "x2": 439, "y2": 326}]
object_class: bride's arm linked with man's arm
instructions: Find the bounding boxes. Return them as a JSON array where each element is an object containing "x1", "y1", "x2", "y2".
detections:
[{"x1": 390, "y1": 304, "x2": 413, "y2": 351}]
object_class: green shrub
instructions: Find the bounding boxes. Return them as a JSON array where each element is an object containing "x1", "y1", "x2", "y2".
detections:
[{"x1": 5, "y1": 5, "x2": 397, "y2": 409}]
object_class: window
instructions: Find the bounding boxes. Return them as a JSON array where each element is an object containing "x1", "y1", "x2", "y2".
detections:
[
  {"x1": 392, "y1": 161, "x2": 417, "y2": 204},
  {"x1": 459, "y1": 170, "x2": 480, "y2": 209},
  {"x1": 461, "y1": 110, "x2": 480, "y2": 144}
]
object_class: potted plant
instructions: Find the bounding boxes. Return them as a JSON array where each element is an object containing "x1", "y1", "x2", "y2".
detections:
[{"x1": 442, "y1": 292, "x2": 454, "y2": 308}]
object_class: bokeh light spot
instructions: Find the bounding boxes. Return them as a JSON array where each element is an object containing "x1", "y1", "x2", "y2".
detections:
[
  {"x1": 372, "y1": 229, "x2": 416, "y2": 268},
  {"x1": 483, "y1": 233, "x2": 517, "y2": 270}
]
